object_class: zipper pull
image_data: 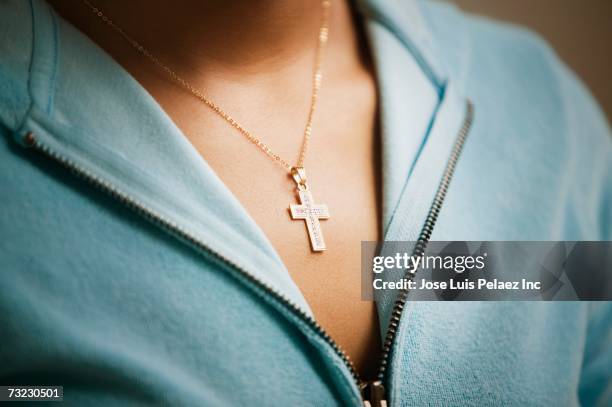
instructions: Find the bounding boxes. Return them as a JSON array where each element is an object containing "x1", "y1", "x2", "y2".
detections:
[{"x1": 361, "y1": 380, "x2": 387, "y2": 407}]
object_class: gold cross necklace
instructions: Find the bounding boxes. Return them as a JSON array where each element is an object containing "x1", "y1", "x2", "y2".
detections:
[{"x1": 83, "y1": 1, "x2": 332, "y2": 252}]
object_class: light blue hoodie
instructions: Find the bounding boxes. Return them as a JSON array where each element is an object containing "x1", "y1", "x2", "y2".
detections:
[{"x1": 1, "y1": 0, "x2": 610, "y2": 405}]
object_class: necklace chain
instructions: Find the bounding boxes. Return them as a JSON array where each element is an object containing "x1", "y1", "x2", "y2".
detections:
[{"x1": 83, "y1": 0, "x2": 331, "y2": 172}]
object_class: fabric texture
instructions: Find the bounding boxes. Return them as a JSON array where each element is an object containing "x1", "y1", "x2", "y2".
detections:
[{"x1": 1, "y1": 0, "x2": 611, "y2": 405}]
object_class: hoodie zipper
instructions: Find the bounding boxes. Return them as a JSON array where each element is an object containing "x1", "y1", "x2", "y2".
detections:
[
  {"x1": 20, "y1": 99, "x2": 472, "y2": 406},
  {"x1": 370, "y1": 99, "x2": 474, "y2": 406}
]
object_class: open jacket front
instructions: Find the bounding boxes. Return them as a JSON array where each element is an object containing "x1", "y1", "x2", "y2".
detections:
[{"x1": 1, "y1": 0, "x2": 611, "y2": 405}]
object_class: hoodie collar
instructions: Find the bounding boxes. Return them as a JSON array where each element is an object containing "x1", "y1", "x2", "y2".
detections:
[{"x1": 356, "y1": 0, "x2": 448, "y2": 90}]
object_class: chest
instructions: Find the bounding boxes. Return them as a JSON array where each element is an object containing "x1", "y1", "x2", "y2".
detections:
[{"x1": 151, "y1": 70, "x2": 382, "y2": 377}]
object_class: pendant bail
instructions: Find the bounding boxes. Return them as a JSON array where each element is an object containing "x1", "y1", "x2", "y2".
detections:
[{"x1": 290, "y1": 166, "x2": 309, "y2": 191}]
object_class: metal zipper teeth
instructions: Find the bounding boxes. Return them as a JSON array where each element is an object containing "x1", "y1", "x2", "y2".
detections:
[
  {"x1": 376, "y1": 99, "x2": 474, "y2": 382},
  {"x1": 22, "y1": 133, "x2": 362, "y2": 385}
]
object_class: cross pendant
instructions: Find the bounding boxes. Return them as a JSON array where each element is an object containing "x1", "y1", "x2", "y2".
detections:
[{"x1": 289, "y1": 167, "x2": 330, "y2": 252}]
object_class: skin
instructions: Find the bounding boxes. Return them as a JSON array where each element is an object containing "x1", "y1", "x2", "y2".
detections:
[{"x1": 49, "y1": 0, "x2": 382, "y2": 379}]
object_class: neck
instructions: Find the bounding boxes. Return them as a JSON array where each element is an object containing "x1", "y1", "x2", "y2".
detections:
[{"x1": 49, "y1": 0, "x2": 360, "y2": 78}]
